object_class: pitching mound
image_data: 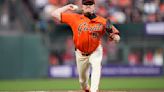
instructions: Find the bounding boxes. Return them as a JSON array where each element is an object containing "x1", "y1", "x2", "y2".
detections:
[{"x1": 32, "y1": 90, "x2": 164, "y2": 92}]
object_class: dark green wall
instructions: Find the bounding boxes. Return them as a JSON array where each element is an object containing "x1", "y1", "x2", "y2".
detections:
[{"x1": 0, "y1": 34, "x2": 48, "y2": 79}]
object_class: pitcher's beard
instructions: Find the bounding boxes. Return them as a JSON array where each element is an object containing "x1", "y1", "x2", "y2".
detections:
[
  {"x1": 84, "y1": 12, "x2": 96, "y2": 20},
  {"x1": 84, "y1": 12, "x2": 92, "y2": 17}
]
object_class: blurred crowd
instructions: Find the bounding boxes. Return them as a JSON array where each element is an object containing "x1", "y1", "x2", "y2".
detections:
[
  {"x1": 1, "y1": 0, "x2": 164, "y2": 28},
  {"x1": 28, "y1": 0, "x2": 164, "y2": 24}
]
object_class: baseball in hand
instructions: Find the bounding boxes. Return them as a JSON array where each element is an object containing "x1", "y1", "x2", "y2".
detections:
[
  {"x1": 73, "y1": 5, "x2": 78, "y2": 10},
  {"x1": 69, "y1": 5, "x2": 79, "y2": 10},
  {"x1": 113, "y1": 34, "x2": 120, "y2": 43}
]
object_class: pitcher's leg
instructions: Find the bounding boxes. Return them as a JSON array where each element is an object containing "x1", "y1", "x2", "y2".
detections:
[
  {"x1": 75, "y1": 50, "x2": 90, "y2": 90},
  {"x1": 89, "y1": 45, "x2": 103, "y2": 92},
  {"x1": 79, "y1": 63, "x2": 90, "y2": 90},
  {"x1": 79, "y1": 63, "x2": 90, "y2": 92},
  {"x1": 90, "y1": 62, "x2": 101, "y2": 92}
]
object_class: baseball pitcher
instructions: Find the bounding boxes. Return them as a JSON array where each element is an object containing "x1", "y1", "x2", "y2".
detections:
[{"x1": 47, "y1": 0, "x2": 120, "y2": 92}]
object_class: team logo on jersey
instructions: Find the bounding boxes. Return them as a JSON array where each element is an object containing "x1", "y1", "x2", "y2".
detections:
[{"x1": 78, "y1": 22, "x2": 103, "y2": 37}]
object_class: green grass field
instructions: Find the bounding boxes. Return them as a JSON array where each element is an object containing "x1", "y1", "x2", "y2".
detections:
[{"x1": 0, "y1": 77, "x2": 164, "y2": 91}]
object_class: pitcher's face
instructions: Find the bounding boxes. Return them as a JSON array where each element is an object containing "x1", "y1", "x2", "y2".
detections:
[{"x1": 82, "y1": 4, "x2": 95, "y2": 14}]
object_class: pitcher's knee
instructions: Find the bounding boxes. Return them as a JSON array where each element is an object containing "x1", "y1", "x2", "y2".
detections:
[{"x1": 92, "y1": 63, "x2": 101, "y2": 69}]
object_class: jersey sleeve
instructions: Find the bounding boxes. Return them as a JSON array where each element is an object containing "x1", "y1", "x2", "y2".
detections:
[{"x1": 61, "y1": 13, "x2": 76, "y2": 26}]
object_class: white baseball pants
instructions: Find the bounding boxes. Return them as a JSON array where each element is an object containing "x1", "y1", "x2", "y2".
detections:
[{"x1": 75, "y1": 45, "x2": 102, "y2": 92}]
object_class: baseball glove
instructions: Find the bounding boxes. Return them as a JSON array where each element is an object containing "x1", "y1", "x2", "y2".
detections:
[{"x1": 105, "y1": 19, "x2": 120, "y2": 41}]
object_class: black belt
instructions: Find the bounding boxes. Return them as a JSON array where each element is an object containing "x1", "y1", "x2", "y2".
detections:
[
  {"x1": 75, "y1": 48, "x2": 90, "y2": 56},
  {"x1": 81, "y1": 53, "x2": 90, "y2": 56}
]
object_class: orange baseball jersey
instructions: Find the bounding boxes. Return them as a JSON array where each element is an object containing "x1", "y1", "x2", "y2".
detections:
[{"x1": 61, "y1": 13, "x2": 119, "y2": 54}]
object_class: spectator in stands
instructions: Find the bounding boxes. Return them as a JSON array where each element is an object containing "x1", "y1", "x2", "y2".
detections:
[
  {"x1": 49, "y1": 53, "x2": 59, "y2": 65},
  {"x1": 62, "y1": 36, "x2": 75, "y2": 65},
  {"x1": 0, "y1": 0, "x2": 9, "y2": 28},
  {"x1": 158, "y1": 2, "x2": 164, "y2": 21},
  {"x1": 143, "y1": 50, "x2": 154, "y2": 66},
  {"x1": 153, "y1": 48, "x2": 163, "y2": 66},
  {"x1": 107, "y1": 41, "x2": 119, "y2": 63},
  {"x1": 128, "y1": 52, "x2": 140, "y2": 65},
  {"x1": 0, "y1": 7, "x2": 9, "y2": 27},
  {"x1": 96, "y1": 5, "x2": 108, "y2": 18}
]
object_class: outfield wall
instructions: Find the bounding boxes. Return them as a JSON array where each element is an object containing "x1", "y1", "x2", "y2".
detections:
[
  {"x1": 49, "y1": 65, "x2": 163, "y2": 78},
  {"x1": 0, "y1": 34, "x2": 49, "y2": 79}
]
